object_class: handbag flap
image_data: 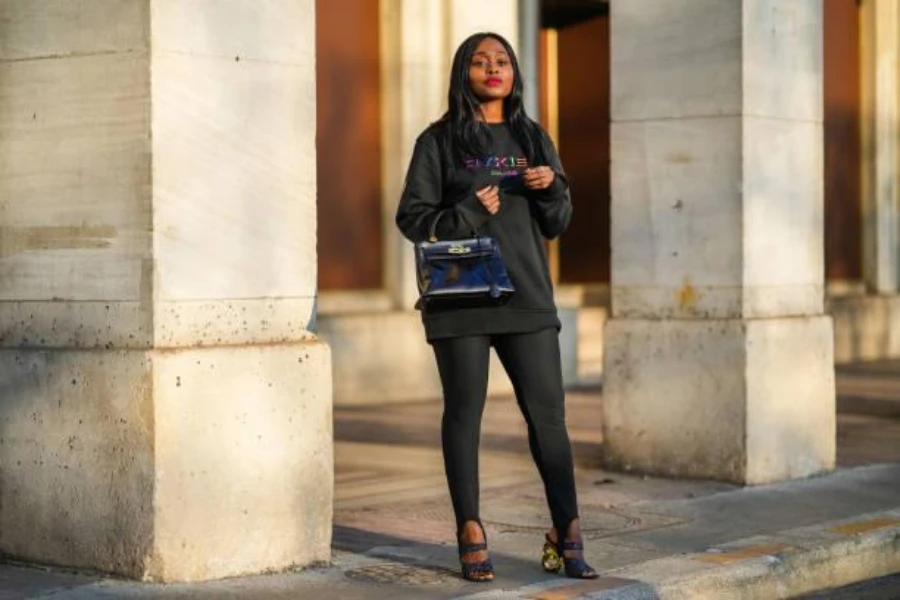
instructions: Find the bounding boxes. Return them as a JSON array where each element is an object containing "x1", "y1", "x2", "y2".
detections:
[{"x1": 417, "y1": 238, "x2": 497, "y2": 261}]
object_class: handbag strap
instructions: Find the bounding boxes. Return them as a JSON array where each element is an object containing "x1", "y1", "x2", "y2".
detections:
[{"x1": 428, "y1": 209, "x2": 478, "y2": 242}]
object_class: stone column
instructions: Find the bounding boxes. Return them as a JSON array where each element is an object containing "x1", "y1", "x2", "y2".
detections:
[
  {"x1": 382, "y1": 0, "x2": 519, "y2": 310},
  {"x1": 0, "y1": 0, "x2": 332, "y2": 582},
  {"x1": 604, "y1": 0, "x2": 835, "y2": 484},
  {"x1": 518, "y1": 0, "x2": 541, "y2": 119},
  {"x1": 382, "y1": 0, "x2": 448, "y2": 310},
  {"x1": 860, "y1": 0, "x2": 900, "y2": 294}
]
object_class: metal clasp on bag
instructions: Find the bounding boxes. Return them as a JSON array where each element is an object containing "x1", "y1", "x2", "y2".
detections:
[{"x1": 448, "y1": 244, "x2": 472, "y2": 255}]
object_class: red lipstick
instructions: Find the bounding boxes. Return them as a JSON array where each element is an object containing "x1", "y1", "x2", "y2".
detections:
[{"x1": 485, "y1": 77, "x2": 503, "y2": 87}]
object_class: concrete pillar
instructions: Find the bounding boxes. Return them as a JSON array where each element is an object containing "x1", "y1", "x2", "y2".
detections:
[
  {"x1": 0, "y1": 0, "x2": 332, "y2": 582},
  {"x1": 518, "y1": 0, "x2": 541, "y2": 120},
  {"x1": 604, "y1": 0, "x2": 835, "y2": 484},
  {"x1": 382, "y1": 0, "x2": 448, "y2": 310},
  {"x1": 381, "y1": 0, "x2": 519, "y2": 310},
  {"x1": 860, "y1": 0, "x2": 900, "y2": 294}
]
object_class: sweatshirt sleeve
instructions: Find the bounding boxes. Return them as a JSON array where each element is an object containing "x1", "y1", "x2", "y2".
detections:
[
  {"x1": 530, "y1": 129, "x2": 573, "y2": 240},
  {"x1": 395, "y1": 132, "x2": 494, "y2": 243}
]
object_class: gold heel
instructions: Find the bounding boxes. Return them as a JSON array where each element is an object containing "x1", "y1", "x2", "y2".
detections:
[{"x1": 541, "y1": 535, "x2": 562, "y2": 573}]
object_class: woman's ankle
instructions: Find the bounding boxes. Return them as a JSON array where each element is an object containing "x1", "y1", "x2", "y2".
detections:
[
  {"x1": 548, "y1": 518, "x2": 582, "y2": 544},
  {"x1": 547, "y1": 527, "x2": 559, "y2": 544},
  {"x1": 460, "y1": 519, "x2": 486, "y2": 542}
]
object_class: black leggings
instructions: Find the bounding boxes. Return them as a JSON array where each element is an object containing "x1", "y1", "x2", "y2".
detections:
[{"x1": 432, "y1": 328, "x2": 579, "y2": 536}]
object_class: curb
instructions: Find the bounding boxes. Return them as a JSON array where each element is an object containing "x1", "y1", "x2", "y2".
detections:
[{"x1": 457, "y1": 509, "x2": 900, "y2": 599}]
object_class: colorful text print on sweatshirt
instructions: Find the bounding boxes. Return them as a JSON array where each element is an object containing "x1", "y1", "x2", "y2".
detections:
[{"x1": 465, "y1": 155, "x2": 529, "y2": 177}]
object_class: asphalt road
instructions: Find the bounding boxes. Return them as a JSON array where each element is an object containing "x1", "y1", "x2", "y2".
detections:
[{"x1": 799, "y1": 573, "x2": 900, "y2": 599}]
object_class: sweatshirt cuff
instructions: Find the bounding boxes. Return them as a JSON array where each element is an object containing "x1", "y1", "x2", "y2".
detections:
[
  {"x1": 455, "y1": 194, "x2": 493, "y2": 232},
  {"x1": 531, "y1": 172, "x2": 567, "y2": 200},
  {"x1": 542, "y1": 172, "x2": 568, "y2": 196}
]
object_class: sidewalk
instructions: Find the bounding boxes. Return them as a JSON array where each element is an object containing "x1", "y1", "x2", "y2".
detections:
[{"x1": 2, "y1": 363, "x2": 900, "y2": 599}]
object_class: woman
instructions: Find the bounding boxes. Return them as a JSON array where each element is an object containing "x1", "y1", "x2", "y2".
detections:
[{"x1": 395, "y1": 32, "x2": 597, "y2": 583}]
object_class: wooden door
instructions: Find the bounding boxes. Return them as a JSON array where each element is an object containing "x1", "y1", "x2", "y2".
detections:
[
  {"x1": 316, "y1": 0, "x2": 383, "y2": 290},
  {"x1": 824, "y1": 0, "x2": 863, "y2": 282}
]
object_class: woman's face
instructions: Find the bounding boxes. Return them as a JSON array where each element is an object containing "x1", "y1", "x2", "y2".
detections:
[{"x1": 468, "y1": 37, "x2": 514, "y2": 102}]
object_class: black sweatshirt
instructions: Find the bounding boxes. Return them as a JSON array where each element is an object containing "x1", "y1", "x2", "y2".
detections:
[{"x1": 396, "y1": 121, "x2": 572, "y2": 342}]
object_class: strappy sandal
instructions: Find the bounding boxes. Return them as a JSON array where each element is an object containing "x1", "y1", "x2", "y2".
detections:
[
  {"x1": 458, "y1": 521, "x2": 494, "y2": 582},
  {"x1": 541, "y1": 533, "x2": 599, "y2": 579}
]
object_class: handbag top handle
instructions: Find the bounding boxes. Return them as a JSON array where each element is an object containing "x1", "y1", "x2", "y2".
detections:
[{"x1": 428, "y1": 209, "x2": 478, "y2": 243}]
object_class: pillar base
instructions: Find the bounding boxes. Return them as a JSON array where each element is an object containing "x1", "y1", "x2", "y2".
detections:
[
  {"x1": 602, "y1": 316, "x2": 835, "y2": 484},
  {"x1": 0, "y1": 340, "x2": 332, "y2": 582}
]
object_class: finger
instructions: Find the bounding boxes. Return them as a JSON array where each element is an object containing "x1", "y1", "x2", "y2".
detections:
[{"x1": 476, "y1": 188, "x2": 497, "y2": 202}]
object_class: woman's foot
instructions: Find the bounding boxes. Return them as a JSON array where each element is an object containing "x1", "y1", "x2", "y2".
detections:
[
  {"x1": 545, "y1": 519, "x2": 598, "y2": 579},
  {"x1": 458, "y1": 520, "x2": 494, "y2": 582}
]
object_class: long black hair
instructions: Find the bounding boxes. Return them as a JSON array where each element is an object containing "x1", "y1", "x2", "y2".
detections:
[{"x1": 438, "y1": 32, "x2": 547, "y2": 166}]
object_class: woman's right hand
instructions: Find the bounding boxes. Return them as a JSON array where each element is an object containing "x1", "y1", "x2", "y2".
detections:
[{"x1": 476, "y1": 185, "x2": 501, "y2": 215}]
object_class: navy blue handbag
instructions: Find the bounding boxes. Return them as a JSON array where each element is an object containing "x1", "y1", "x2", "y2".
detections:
[{"x1": 414, "y1": 211, "x2": 515, "y2": 310}]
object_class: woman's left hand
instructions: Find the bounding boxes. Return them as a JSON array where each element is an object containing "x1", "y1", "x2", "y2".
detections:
[{"x1": 523, "y1": 166, "x2": 555, "y2": 190}]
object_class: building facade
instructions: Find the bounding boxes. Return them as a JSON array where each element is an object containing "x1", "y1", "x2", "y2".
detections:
[
  {"x1": 0, "y1": 0, "x2": 897, "y2": 583},
  {"x1": 317, "y1": 0, "x2": 900, "y2": 405}
]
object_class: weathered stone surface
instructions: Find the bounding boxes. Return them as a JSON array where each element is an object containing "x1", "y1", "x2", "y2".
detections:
[
  {"x1": 606, "y1": 0, "x2": 833, "y2": 483},
  {"x1": 744, "y1": 316, "x2": 835, "y2": 483},
  {"x1": 0, "y1": 349, "x2": 155, "y2": 577},
  {"x1": 611, "y1": 0, "x2": 822, "y2": 122},
  {"x1": 610, "y1": 117, "x2": 744, "y2": 319},
  {"x1": 0, "y1": 0, "x2": 332, "y2": 583},
  {"x1": 317, "y1": 311, "x2": 511, "y2": 405},
  {"x1": 830, "y1": 294, "x2": 900, "y2": 363},
  {"x1": 0, "y1": 0, "x2": 148, "y2": 60},
  {"x1": 151, "y1": 49, "x2": 317, "y2": 304},
  {"x1": 603, "y1": 316, "x2": 835, "y2": 484},
  {"x1": 150, "y1": 0, "x2": 314, "y2": 64},
  {"x1": 318, "y1": 306, "x2": 582, "y2": 405},
  {"x1": 742, "y1": 0, "x2": 823, "y2": 121},
  {"x1": 603, "y1": 318, "x2": 748, "y2": 481},
  {"x1": 0, "y1": 51, "x2": 151, "y2": 305},
  {"x1": 742, "y1": 115, "x2": 824, "y2": 318},
  {"x1": 0, "y1": 341, "x2": 332, "y2": 582},
  {"x1": 150, "y1": 341, "x2": 332, "y2": 582},
  {"x1": 611, "y1": 0, "x2": 742, "y2": 122},
  {"x1": 610, "y1": 115, "x2": 824, "y2": 320}
]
